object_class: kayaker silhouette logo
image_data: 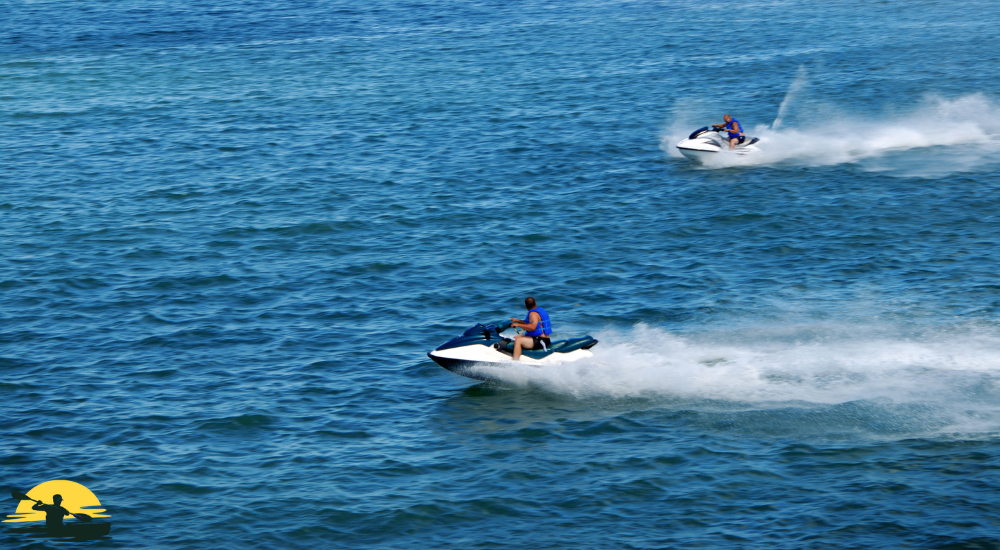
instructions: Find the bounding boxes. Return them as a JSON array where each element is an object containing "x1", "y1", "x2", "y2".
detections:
[{"x1": 3, "y1": 480, "x2": 111, "y2": 540}]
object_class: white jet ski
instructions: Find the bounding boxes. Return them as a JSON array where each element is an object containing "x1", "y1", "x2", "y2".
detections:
[
  {"x1": 427, "y1": 319, "x2": 598, "y2": 381},
  {"x1": 676, "y1": 127, "x2": 760, "y2": 162}
]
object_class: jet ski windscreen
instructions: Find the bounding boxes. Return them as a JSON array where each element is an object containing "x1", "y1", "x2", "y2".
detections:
[
  {"x1": 688, "y1": 127, "x2": 709, "y2": 140},
  {"x1": 461, "y1": 319, "x2": 513, "y2": 339}
]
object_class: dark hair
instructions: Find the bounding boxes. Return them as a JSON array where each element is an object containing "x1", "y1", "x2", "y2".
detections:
[{"x1": 525, "y1": 296, "x2": 536, "y2": 309}]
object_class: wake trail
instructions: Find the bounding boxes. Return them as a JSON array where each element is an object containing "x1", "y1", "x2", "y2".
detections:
[{"x1": 478, "y1": 322, "x2": 1000, "y2": 438}]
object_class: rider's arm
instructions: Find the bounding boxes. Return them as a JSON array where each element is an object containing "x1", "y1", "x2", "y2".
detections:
[
  {"x1": 523, "y1": 311, "x2": 540, "y2": 331},
  {"x1": 510, "y1": 312, "x2": 540, "y2": 331}
]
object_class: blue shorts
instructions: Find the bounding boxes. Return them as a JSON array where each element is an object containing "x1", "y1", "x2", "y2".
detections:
[{"x1": 729, "y1": 135, "x2": 745, "y2": 144}]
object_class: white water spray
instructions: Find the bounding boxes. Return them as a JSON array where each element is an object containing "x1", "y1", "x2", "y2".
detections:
[
  {"x1": 771, "y1": 65, "x2": 808, "y2": 131},
  {"x1": 473, "y1": 322, "x2": 1000, "y2": 437}
]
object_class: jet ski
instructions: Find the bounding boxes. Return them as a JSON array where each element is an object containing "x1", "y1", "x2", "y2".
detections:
[
  {"x1": 676, "y1": 127, "x2": 760, "y2": 162},
  {"x1": 427, "y1": 319, "x2": 598, "y2": 381}
]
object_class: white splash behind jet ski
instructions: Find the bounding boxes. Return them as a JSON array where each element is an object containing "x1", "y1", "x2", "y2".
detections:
[
  {"x1": 676, "y1": 127, "x2": 760, "y2": 162},
  {"x1": 427, "y1": 319, "x2": 598, "y2": 381}
]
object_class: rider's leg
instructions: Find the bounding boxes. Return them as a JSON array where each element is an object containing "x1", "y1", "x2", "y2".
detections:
[{"x1": 512, "y1": 336, "x2": 536, "y2": 361}]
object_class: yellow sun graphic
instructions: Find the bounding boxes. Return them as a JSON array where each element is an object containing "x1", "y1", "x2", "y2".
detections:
[{"x1": 4, "y1": 480, "x2": 109, "y2": 523}]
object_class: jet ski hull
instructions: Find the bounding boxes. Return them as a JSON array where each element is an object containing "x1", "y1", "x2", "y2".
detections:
[
  {"x1": 676, "y1": 141, "x2": 721, "y2": 162},
  {"x1": 428, "y1": 347, "x2": 595, "y2": 381}
]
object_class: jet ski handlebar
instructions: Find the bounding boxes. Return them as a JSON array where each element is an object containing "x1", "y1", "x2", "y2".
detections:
[{"x1": 689, "y1": 126, "x2": 740, "y2": 140}]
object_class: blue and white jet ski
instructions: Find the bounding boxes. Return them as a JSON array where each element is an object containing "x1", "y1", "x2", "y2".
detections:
[{"x1": 427, "y1": 319, "x2": 598, "y2": 381}]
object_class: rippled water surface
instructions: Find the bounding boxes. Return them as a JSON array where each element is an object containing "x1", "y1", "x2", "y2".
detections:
[{"x1": 4, "y1": 0, "x2": 1000, "y2": 548}]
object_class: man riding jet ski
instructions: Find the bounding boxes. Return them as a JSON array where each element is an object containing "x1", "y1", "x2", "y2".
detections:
[
  {"x1": 713, "y1": 114, "x2": 746, "y2": 149},
  {"x1": 676, "y1": 114, "x2": 760, "y2": 162},
  {"x1": 427, "y1": 298, "x2": 598, "y2": 381},
  {"x1": 509, "y1": 296, "x2": 551, "y2": 360}
]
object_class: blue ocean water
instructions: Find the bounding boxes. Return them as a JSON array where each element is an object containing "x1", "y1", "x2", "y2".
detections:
[{"x1": 4, "y1": 0, "x2": 1000, "y2": 547}]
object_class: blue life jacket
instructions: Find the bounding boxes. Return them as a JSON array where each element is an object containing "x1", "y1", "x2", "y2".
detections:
[
  {"x1": 525, "y1": 307, "x2": 552, "y2": 337},
  {"x1": 725, "y1": 119, "x2": 743, "y2": 139}
]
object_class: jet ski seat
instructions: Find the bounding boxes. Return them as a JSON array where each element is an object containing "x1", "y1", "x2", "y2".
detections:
[{"x1": 493, "y1": 336, "x2": 598, "y2": 360}]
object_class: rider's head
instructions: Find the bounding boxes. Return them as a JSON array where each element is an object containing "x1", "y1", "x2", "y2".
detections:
[
  {"x1": 52, "y1": 495, "x2": 62, "y2": 504},
  {"x1": 525, "y1": 297, "x2": 536, "y2": 309},
  {"x1": 723, "y1": 114, "x2": 731, "y2": 122}
]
